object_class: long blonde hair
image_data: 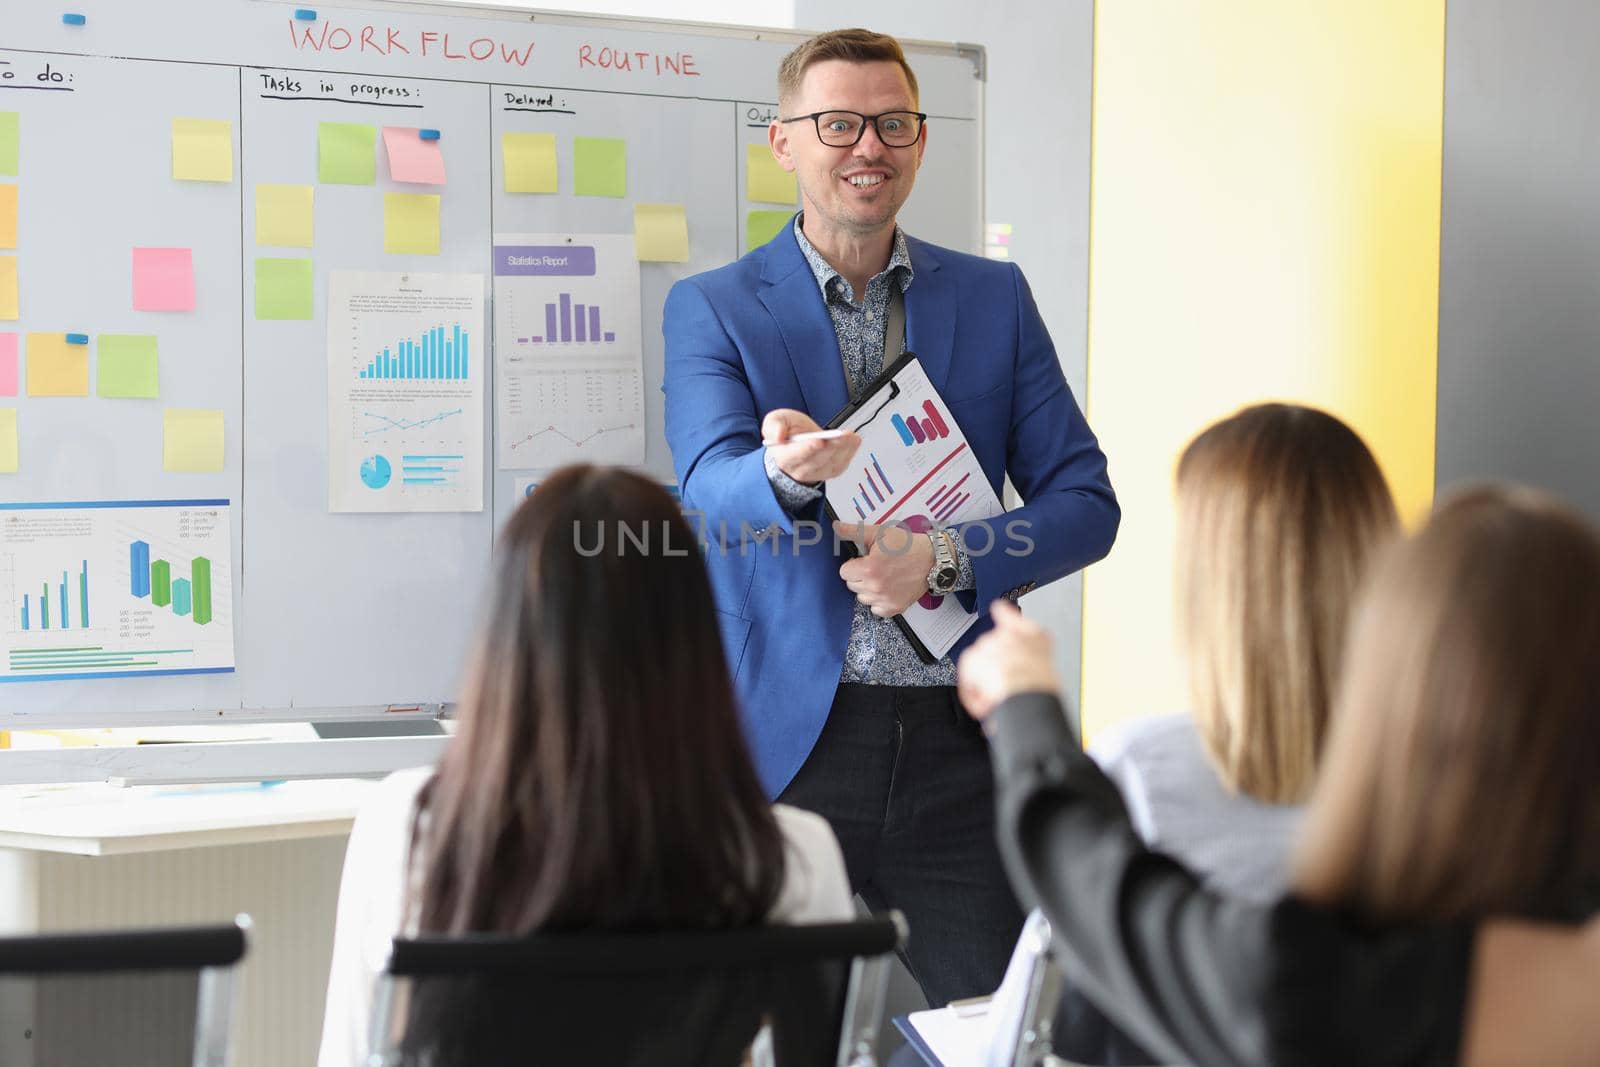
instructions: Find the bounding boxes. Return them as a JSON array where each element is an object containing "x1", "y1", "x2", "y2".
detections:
[
  {"x1": 1295, "y1": 486, "x2": 1600, "y2": 922},
  {"x1": 1175, "y1": 404, "x2": 1397, "y2": 803}
]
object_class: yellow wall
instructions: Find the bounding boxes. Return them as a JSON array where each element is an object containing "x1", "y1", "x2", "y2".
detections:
[{"x1": 1082, "y1": 2, "x2": 1446, "y2": 739}]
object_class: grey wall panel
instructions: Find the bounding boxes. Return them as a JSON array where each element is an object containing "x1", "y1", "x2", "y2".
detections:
[{"x1": 1438, "y1": 0, "x2": 1600, "y2": 516}]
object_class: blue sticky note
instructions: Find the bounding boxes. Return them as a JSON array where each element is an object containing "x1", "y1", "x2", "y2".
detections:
[
  {"x1": 64, "y1": 333, "x2": 88, "y2": 345},
  {"x1": 62, "y1": 12, "x2": 87, "y2": 25},
  {"x1": 419, "y1": 129, "x2": 441, "y2": 141},
  {"x1": 294, "y1": 8, "x2": 317, "y2": 19}
]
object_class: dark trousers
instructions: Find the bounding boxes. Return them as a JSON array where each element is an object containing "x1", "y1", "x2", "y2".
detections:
[{"x1": 777, "y1": 683, "x2": 1026, "y2": 1008}]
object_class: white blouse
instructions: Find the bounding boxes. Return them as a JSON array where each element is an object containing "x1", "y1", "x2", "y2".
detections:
[
  {"x1": 316, "y1": 767, "x2": 854, "y2": 1067},
  {"x1": 1091, "y1": 712, "x2": 1305, "y2": 904}
]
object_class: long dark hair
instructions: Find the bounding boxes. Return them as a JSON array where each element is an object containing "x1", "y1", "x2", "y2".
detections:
[{"x1": 411, "y1": 465, "x2": 787, "y2": 934}]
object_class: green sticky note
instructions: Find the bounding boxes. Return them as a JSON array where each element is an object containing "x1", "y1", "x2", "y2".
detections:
[
  {"x1": 383, "y1": 192, "x2": 441, "y2": 255},
  {"x1": 255, "y1": 258, "x2": 314, "y2": 320},
  {"x1": 502, "y1": 132, "x2": 558, "y2": 194},
  {"x1": 746, "y1": 210, "x2": 794, "y2": 253},
  {"x1": 746, "y1": 144, "x2": 797, "y2": 205},
  {"x1": 318, "y1": 122, "x2": 377, "y2": 185},
  {"x1": 96, "y1": 335, "x2": 160, "y2": 398},
  {"x1": 0, "y1": 113, "x2": 16, "y2": 178},
  {"x1": 573, "y1": 136, "x2": 626, "y2": 198}
]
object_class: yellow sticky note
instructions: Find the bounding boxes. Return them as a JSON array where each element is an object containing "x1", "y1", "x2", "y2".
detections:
[
  {"x1": 163, "y1": 409, "x2": 225, "y2": 473},
  {"x1": 0, "y1": 256, "x2": 15, "y2": 320},
  {"x1": 25, "y1": 334, "x2": 88, "y2": 397},
  {"x1": 0, "y1": 184, "x2": 15, "y2": 249},
  {"x1": 0, "y1": 408, "x2": 15, "y2": 473},
  {"x1": 256, "y1": 184, "x2": 314, "y2": 247},
  {"x1": 502, "y1": 133, "x2": 558, "y2": 193},
  {"x1": 384, "y1": 193, "x2": 440, "y2": 255},
  {"x1": 746, "y1": 144, "x2": 797, "y2": 205},
  {"x1": 172, "y1": 118, "x2": 233, "y2": 182},
  {"x1": 634, "y1": 203, "x2": 690, "y2": 263}
]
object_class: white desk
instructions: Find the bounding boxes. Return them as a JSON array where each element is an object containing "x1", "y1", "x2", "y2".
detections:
[
  {"x1": 0, "y1": 778, "x2": 374, "y2": 855},
  {"x1": 0, "y1": 778, "x2": 382, "y2": 1067}
]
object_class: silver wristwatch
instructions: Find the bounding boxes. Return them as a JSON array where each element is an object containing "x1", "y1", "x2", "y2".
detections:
[{"x1": 926, "y1": 529, "x2": 959, "y2": 595}]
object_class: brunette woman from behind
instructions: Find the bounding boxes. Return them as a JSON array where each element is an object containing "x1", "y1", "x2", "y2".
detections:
[{"x1": 318, "y1": 466, "x2": 851, "y2": 1067}]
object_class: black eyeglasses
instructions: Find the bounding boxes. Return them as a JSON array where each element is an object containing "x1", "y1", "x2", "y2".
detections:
[{"x1": 779, "y1": 110, "x2": 927, "y2": 148}]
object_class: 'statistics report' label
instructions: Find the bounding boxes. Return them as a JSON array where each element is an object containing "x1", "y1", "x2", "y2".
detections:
[{"x1": 492, "y1": 233, "x2": 645, "y2": 469}]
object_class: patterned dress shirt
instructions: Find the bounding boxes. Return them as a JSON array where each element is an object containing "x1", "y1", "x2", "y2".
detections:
[{"x1": 762, "y1": 216, "x2": 975, "y2": 686}]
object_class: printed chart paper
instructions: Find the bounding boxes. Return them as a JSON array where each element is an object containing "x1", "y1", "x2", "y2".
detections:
[
  {"x1": 493, "y1": 234, "x2": 644, "y2": 468},
  {"x1": 327, "y1": 271, "x2": 485, "y2": 513},
  {"x1": 823, "y1": 358, "x2": 1004, "y2": 660},
  {"x1": 0, "y1": 499, "x2": 236, "y2": 682}
]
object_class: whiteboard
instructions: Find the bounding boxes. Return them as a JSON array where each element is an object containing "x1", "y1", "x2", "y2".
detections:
[{"x1": 0, "y1": 0, "x2": 983, "y2": 726}]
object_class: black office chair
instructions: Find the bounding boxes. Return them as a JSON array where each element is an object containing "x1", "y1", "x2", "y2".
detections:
[
  {"x1": 0, "y1": 916, "x2": 249, "y2": 1067},
  {"x1": 368, "y1": 913, "x2": 907, "y2": 1067}
]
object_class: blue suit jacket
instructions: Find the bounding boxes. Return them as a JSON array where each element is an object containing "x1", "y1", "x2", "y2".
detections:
[{"x1": 662, "y1": 220, "x2": 1119, "y2": 797}]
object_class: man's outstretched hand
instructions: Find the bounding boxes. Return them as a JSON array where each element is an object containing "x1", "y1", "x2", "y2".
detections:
[{"x1": 763, "y1": 409, "x2": 861, "y2": 484}]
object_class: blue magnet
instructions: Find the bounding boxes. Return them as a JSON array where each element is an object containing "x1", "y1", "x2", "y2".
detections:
[
  {"x1": 294, "y1": 9, "x2": 318, "y2": 20},
  {"x1": 62, "y1": 12, "x2": 87, "y2": 25},
  {"x1": 419, "y1": 129, "x2": 441, "y2": 141},
  {"x1": 65, "y1": 333, "x2": 88, "y2": 345}
]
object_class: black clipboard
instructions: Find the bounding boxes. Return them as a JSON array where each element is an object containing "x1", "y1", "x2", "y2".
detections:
[{"x1": 820, "y1": 351, "x2": 941, "y2": 665}]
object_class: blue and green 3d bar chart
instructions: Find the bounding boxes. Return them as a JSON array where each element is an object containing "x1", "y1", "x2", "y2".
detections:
[{"x1": 130, "y1": 540, "x2": 212, "y2": 624}]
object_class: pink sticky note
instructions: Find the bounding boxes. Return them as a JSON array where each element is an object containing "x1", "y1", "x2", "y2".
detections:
[
  {"x1": 0, "y1": 333, "x2": 15, "y2": 396},
  {"x1": 132, "y1": 247, "x2": 195, "y2": 311},
  {"x1": 382, "y1": 127, "x2": 447, "y2": 185}
]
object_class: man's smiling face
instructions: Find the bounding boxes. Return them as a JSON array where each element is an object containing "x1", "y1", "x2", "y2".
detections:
[{"x1": 772, "y1": 59, "x2": 926, "y2": 238}]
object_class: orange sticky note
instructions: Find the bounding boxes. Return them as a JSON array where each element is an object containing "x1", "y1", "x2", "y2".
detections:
[
  {"x1": 0, "y1": 256, "x2": 14, "y2": 319},
  {"x1": 25, "y1": 333, "x2": 88, "y2": 396},
  {"x1": 132, "y1": 248, "x2": 195, "y2": 311},
  {"x1": 0, "y1": 184, "x2": 15, "y2": 249}
]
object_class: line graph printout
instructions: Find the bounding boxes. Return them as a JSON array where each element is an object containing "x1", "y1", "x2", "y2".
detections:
[
  {"x1": 0, "y1": 500, "x2": 236, "y2": 683},
  {"x1": 493, "y1": 234, "x2": 645, "y2": 468},
  {"x1": 823, "y1": 358, "x2": 1004, "y2": 660},
  {"x1": 327, "y1": 271, "x2": 486, "y2": 513}
]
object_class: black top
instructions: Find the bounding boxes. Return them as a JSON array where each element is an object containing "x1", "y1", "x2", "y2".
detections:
[{"x1": 988, "y1": 692, "x2": 1475, "y2": 1067}]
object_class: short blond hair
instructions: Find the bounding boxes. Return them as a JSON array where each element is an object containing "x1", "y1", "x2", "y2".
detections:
[
  {"x1": 1175, "y1": 404, "x2": 1397, "y2": 804},
  {"x1": 777, "y1": 28, "x2": 919, "y2": 112}
]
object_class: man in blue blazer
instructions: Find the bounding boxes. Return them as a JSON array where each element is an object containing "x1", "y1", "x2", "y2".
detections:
[{"x1": 663, "y1": 29, "x2": 1118, "y2": 1006}]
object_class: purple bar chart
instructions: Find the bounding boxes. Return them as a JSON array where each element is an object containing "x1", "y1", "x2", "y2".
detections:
[{"x1": 512, "y1": 292, "x2": 619, "y2": 345}]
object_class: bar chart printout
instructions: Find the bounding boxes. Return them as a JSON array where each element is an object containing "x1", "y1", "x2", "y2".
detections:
[
  {"x1": 823, "y1": 357, "x2": 1005, "y2": 660},
  {"x1": 0, "y1": 500, "x2": 236, "y2": 682},
  {"x1": 328, "y1": 271, "x2": 486, "y2": 513},
  {"x1": 492, "y1": 233, "x2": 646, "y2": 468},
  {"x1": 359, "y1": 323, "x2": 471, "y2": 380}
]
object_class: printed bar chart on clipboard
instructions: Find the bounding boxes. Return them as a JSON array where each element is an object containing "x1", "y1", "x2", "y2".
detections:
[{"x1": 823, "y1": 356, "x2": 1002, "y2": 660}]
